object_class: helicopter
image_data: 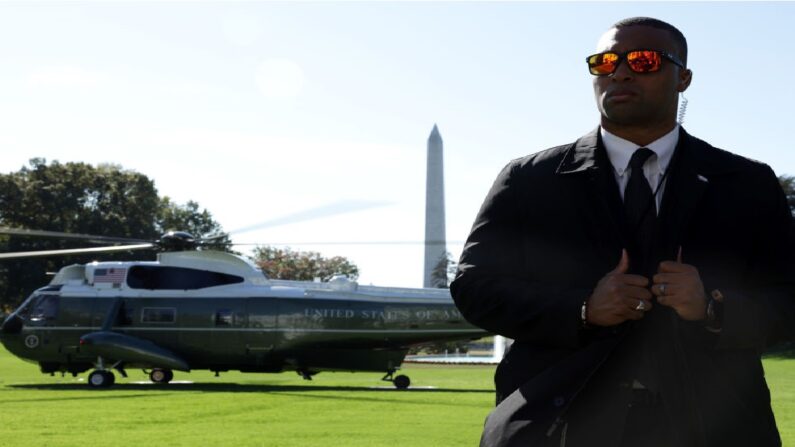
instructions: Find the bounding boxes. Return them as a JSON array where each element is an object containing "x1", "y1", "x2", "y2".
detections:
[{"x1": 0, "y1": 228, "x2": 487, "y2": 389}]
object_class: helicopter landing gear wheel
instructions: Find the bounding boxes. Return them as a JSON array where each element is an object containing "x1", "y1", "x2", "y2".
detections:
[
  {"x1": 296, "y1": 369, "x2": 318, "y2": 381},
  {"x1": 393, "y1": 374, "x2": 410, "y2": 390},
  {"x1": 149, "y1": 368, "x2": 173, "y2": 384},
  {"x1": 88, "y1": 370, "x2": 115, "y2": 388}
]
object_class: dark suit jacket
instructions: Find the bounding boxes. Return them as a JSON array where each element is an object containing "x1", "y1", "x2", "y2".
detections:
[{"x1": 451, "y1": 128, "x2": 795, "y2": 446}]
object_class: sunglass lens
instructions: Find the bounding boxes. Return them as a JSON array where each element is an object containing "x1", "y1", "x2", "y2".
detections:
[
  {"x1": 588, "y1": 52, "x2": 619, "y2": 75},
  {"x1": 627, "y1": 51, "x2": 661, "y2": 73}
]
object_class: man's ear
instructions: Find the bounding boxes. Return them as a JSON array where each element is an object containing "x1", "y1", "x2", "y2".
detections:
[{"x1": 678, "y1": 68, "x2": 693, "y2": 92}]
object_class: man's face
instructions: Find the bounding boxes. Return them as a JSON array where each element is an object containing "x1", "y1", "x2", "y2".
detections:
[{"x1": 592, "y1": 25, "x2": 689, "y2": 130}]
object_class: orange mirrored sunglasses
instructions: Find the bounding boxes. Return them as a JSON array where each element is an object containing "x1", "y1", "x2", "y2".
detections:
[{"x1": 586, "y1": 49, "x2": 684, "y2": 76}]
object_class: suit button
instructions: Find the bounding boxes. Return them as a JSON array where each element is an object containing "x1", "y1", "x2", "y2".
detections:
[{"x1": 553, "y1": 396, "x2": 566, "y2": 407}]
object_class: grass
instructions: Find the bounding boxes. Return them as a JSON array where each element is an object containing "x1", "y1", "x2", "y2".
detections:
[
  {"x1": 1, "y1": 346, "x2": 793, "y2": 446},
  {"x1": 764, "y1": 356, "x2": 795, "y2": 443},
  {"x1": 0, "y1": 346, "x2": 495, "y2": 447}
]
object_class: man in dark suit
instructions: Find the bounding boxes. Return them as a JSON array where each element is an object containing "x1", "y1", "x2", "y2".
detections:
[{"x1": 451, "y1": 17, "x2": 795, "y2": 446}]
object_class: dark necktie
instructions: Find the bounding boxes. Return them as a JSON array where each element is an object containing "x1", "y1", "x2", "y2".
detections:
[
  {"x1": 624, "y1": 148, "x2": 656, "y2": 275},
  {"x1": 623, "y1": 148, "x2": 661, "y2": 391}
]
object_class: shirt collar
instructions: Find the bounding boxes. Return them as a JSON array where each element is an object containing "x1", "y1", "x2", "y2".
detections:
[{"x1": 601, "y1": 125, "x2": 679, "y2": 176}]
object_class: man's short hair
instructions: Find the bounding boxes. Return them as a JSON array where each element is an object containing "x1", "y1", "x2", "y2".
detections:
[{"x1": 613, "y1": 17, "x2": 688, "y2": 66}]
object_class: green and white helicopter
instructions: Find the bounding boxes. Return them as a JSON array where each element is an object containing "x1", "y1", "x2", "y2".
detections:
[{"x1": 0, "y1": 227, "x2": 486, "y2": 389}]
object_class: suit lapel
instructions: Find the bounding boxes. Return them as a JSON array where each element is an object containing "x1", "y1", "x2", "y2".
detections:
[
  {"x1": 555, "y1": 127, "x2": 730, "y2": 267},
  {"x1": 557, "y1": 128, "x2": 627, "y2": 266},
  {"x1": 658, "y1": 129, "x2": 710, "y2": 260}
]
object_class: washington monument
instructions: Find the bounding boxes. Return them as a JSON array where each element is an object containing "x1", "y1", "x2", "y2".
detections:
[{"x1": 423, "y1": 124, "x2": 446, "y2": 288}]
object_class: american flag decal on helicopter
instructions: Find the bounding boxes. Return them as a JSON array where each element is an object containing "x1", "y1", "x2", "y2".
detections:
[{"x1": 94, "y1": 267, "x2": 127, "y2": 283}]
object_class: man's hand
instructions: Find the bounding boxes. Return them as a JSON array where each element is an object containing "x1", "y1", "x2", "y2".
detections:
[
  {"x1": 587, "y1": 250, "x2": 653, "y2": 327},
  {"x1": 652, "y1": 248, "x2": 707, "y2": 321}
]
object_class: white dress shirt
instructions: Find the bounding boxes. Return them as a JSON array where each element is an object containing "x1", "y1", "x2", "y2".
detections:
[{"x1": 601, "y1": 125, "x2": 679, "y2": 213}]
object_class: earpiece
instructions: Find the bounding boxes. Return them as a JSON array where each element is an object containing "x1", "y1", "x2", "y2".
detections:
[{"x1": 677, "y1": 93, "x2": 689, "y2": 125}]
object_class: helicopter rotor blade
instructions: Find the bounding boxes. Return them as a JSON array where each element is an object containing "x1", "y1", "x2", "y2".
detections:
[
  {"x1": 219, "y1": 200, "x2": 392, "y2": 239},
  {"x1": 1, "y1": 200, "x2": 394, "y2": 253},
  {"x1": 0, "y1": 227, "x2": 151, "y2": 244},
  {"x1": 229, "y1": 239, "x2": 459, "y2": 246},
  {"x1": 197, "y1": 233, "x2": 230, "y2": 243},
  {"x1": 0, "y1": 243, "x2": 156, "y2": 260}
]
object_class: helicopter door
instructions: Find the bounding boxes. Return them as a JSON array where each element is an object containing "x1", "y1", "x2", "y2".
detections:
[
  {"x1": 211, "y1": 301, "x2": 247, "y2": 364},
  {"x1": 244, "y1": 298, "x2": 279, "y2": 367}
]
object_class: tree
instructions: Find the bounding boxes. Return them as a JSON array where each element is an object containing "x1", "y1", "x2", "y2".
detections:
[
  {"x1": 0, "y1": 159, "x2": 160, "y2": 239},
  {"x1": 778, "y1": 174, "x2": 795, "y2": 216},
  {"x1": 0, "y1": 159, "x2": 225, "y2": 308},
  {"x1": 251, "y1": 246, "x2": 358, "y2": 282},
  {"x1": 430, "y1": 251, "x2": 457, "y2": 289},
  {"x1": 158, "y1": 198, "x2": 231, "y2": 249}
]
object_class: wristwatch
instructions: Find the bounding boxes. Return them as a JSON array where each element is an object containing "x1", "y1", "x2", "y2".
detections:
[
  {"x1": 704, "y1": 289, "x2": 724, "y2": 333},
  {"x1": 580, "y1": 299, "x2": 590, "y2": 329}
]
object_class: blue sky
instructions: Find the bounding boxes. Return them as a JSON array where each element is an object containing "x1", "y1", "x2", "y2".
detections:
[{"x1": 1, "y1": 2, "x2": 793, "y2": 287}]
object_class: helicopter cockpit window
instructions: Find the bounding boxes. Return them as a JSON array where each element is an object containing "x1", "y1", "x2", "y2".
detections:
[
  {"x1": 141, "y1": 307, "x2": 176, "y2": 324},
  {"x1": 126, "y1": 266, "x2": 244, "y2": 290},
  {"x1": 28, "y1": 294, "x2": 59, "y2": 322}
]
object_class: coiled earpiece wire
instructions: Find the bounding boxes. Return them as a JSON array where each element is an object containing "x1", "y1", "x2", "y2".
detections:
[{"x1": 678, "y1": 92, "x2": 689, "y2": 125}]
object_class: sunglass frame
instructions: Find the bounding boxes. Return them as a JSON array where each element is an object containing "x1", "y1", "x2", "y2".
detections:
[{"x1": 585, "y1": 49, "x2": 685, "y2": 76}]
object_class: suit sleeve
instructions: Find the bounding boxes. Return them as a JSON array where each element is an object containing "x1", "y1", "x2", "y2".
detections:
[
  {"x1": 714, "y1": 165, "x2": 795, "y2": 350},
  {"x1": 450, "y1": 161, "x2": 590, "y2": 349}
]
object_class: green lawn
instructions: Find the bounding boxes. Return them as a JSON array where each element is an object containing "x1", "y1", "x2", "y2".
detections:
[
  {"x1": 0, "y1": 346, "x2": 495, "y2": 447},
  {"x1": 1, "y1": 346, "x2": 793, "y2": 446},
  {"x1": 765, "y1": 356, "x2": 795, "y2": 443}
]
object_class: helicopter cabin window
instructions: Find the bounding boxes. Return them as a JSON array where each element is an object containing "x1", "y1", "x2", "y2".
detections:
[
  {"x1": 141, "y1": 307, "x2": 176, "y2": 324},
  {"x1": 126, "y1": 266, "x2": 244, "y2": 290},
  {"x1": 28, "y1": 294, "x2": 59, "y2": 322},
  {"x1": 215, "y1": 309, "x2": 234, "y2": 326}
]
